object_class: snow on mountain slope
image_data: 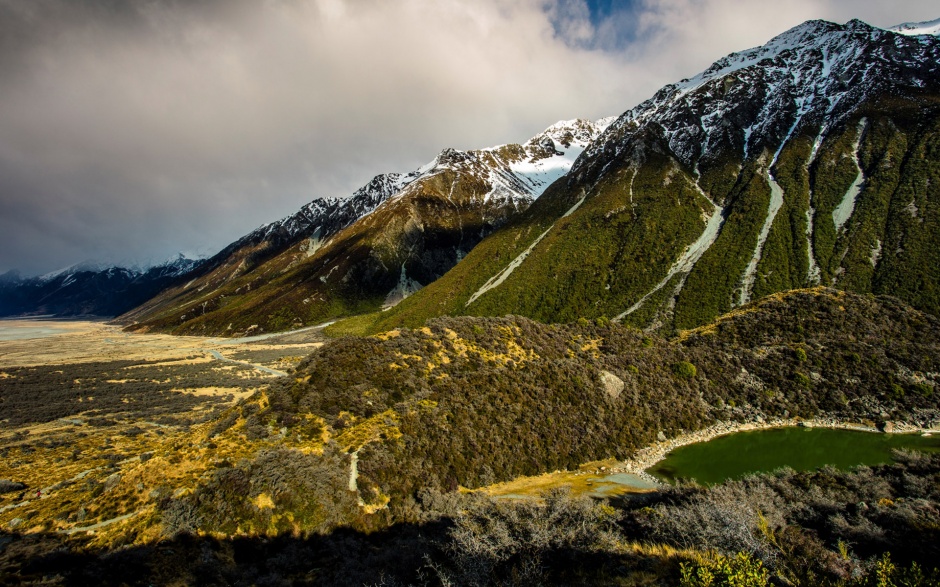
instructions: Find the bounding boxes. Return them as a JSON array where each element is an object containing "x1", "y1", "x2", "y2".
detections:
[
  {"x1": 0, "y1": 254, "x2": 209, "y2": 317},
  {"x1": 389, "y1": 117, "x2": 613, "y2": 209},
  {"x1": 890, "y1": 18, "x2": 940, "y2": 36},
  {"x1": 32, "y1": 254, "x2": 201, "y2": 286},
  {"x1": 505, "y1": 118, "x2": 616, "y2": 197},
  {"x1": 213, "y1": 117, "x2": 610, "y2": 262},
  {"x1": 576, "y1": 19, "x2": 940, "y2": 182},
  {"x1": 243, "y1": 172, "x2": 414, "y2": 247}
]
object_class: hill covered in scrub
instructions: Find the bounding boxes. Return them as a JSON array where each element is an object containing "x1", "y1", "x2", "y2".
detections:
[
  {"x1": 4, "y1": 288, "x2": 940, "y2": 586},
  {"x1": 177, "y1": 288, "x2": 939, "y2": 533},
  {"x1": 119, "y1": 289, "x2": 940, "y2": 535},
  {"x1": 364, "y1": 18, "x2": 940, "y2": 336}
]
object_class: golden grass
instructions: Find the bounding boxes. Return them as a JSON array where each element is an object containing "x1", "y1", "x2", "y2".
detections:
[
  {"x1": 478, "y1": 459, "x2": 654, "y2": 500},
  {"x1": 0, "y1": 321, "x2": 333, "y2": 547},
  {"x1": 334, "y1": 410, "x2": 401, "y2": 452}
]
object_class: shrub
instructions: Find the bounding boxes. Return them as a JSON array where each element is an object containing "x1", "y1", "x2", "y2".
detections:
[
  {"x1": 890, "y1": 383, "x2": 905, "y2": 400},
  {"x1": 673, "y1": 361, "x2": 698, "y2": 379},
  {"x1": 912, "y1": 383, "x2": 933, "y2": 398},
  {"x1": 160, "y1": 498, "x2": 202, "y2": 537},
  {"x1": 0, "y1": 479, "x2": 26, "y2": 494},
  {"x1": 435, "y1": 488, "x2": 622, "y2": 585},
  {"x1": 679, "y1": 552, "x2": 769, "y2": 587}
]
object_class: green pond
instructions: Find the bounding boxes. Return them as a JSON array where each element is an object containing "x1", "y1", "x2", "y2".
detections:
[{"x1": 647, "y1": 427, "x2": 940, "y2": 485}]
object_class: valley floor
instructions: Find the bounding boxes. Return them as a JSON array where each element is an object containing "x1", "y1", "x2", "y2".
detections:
[
  {"x1": 0, "y1": 320, "x2": 327, "y2": 548},
  {"x1": 0, "y1": 319, "x2": 325, "y2": 369}
]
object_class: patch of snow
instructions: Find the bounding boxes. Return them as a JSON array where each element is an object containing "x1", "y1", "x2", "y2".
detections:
[
  {"x1": 832, "y1": 118, "x2": 868, "y2": 232},
  {"x1": 383, "y1": 264, "x2": 423, "y2": 309},
  {"x1": 889, "y1": 18, "x2": 940, "y2": 36},
  {"x1": 870, "y1": 239, "x2": 882, "y2": 268},
  {"x1": 507, "y1": 147, "x2": 585, "y2": 197},
  {"x1": 303, "y1": 227, "x2": 324, "y2": 258},
  {"x1": 739, "y1": 169, "x2": 786, "y2": 305},
  {"x1": 808, "y1": 126, "x2": 827, "y2": 166}
]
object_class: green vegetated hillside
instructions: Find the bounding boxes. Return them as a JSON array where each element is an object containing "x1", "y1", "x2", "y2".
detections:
[
  {"x1": 359, "y1": 21, "x2": 940, "y2": 337},
  {"x1": 370, "y1": 99, "x2": 940, "y2": 337}
]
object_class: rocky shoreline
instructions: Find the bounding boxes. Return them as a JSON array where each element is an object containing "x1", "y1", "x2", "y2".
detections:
[{"x1": 616, "y1": 417, "x2": 940, "y2": 487}]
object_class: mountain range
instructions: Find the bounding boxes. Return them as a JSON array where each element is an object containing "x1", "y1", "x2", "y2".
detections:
[
  {"x1": 3, "y1": 17, "x2": 939, "y2": 341},
  {"x1": 0, "y1": 255, "x2": 200, "y2": 318}
]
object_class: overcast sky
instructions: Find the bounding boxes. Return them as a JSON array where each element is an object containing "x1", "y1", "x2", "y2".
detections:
[{"x1": 1, "y1": 0, "x2": 937, "y2": 276}]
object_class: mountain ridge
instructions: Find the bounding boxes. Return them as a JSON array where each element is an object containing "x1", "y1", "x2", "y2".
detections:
[
  {"x1": 0, "y1": 254, "x2": 203, "y2": 317},
  {"x1": 118, "y1": 118, "x2": 612, "y2": 335}
]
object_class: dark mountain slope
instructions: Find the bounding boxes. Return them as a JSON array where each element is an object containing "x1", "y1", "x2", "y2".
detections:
[
  {"x1": 120, "y1": 120, "x2": 610, "y2": 336},
  {"x1": 116, "y1": 172, "x2": 410, "y2": 330}
]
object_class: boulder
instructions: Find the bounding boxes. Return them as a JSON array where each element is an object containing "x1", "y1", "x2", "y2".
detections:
[{"x1": 599, "y1": 370, "x2": 624, "y2": 400}]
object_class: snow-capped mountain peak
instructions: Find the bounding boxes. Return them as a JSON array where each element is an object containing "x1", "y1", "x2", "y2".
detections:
[
  {"x1": 575, "y1": 17, "x2": 940, "y2": 180},
  {"x1": 38, "y1": 260, "x2": 113, "y2": 282},
  {"x1": 405, "y1": 117, "x2": 612, "y2": 206}
]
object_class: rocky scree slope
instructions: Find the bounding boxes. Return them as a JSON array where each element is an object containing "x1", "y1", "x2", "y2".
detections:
[
  {"x1": 373, "y1": 18, "x2": 940, "y2": 334},
  {"x1": 119, "y1": 119, "x2": 610, "y2": 336}
]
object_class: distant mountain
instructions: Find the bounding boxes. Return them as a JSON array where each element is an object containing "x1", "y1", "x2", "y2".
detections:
[
  {"x1": 372, "y1": 18, "x2": 940, "y2": 334},
  {"x1": 0, "y1": 254, "x2": 202, "y2": 317},
  {"x1": 119, "y1": 119, "x2": 612, "y2": 335}
]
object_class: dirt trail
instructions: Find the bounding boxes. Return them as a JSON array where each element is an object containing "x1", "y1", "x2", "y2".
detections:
[
  {"x1": 203, "y1": 349, "x2": 287, "y2": 377},
  {"x1": 59, "y1": 511, "x2": 140, "y2": 535}
]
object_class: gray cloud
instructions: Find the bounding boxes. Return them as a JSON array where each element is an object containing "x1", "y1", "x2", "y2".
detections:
[{"x1": 1, "y1": 0, "x2": 936, "y2": 274}]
